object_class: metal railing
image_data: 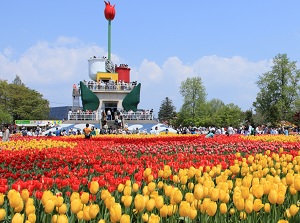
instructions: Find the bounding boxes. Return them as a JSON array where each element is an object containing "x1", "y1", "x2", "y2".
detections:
[{"x1": 68, "y1": 110, "x2": 154, "y2": 121}]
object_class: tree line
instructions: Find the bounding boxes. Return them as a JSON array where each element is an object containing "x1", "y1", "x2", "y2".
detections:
[
  {"x1": 0, "y1": 75, "x2": 49, "y2": 124},
  {"x1": 158, "y1": 53, "x2": 300, "y2": 128}
]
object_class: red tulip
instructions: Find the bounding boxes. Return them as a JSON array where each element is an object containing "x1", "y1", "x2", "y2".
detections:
[{"x1": 104, "y1": 1, "x2": 116, "y2": 21}]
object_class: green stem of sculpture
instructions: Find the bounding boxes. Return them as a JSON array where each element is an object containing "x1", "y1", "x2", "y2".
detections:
[{"x1": 108, "y1": 20, "x2": 111, "y2": 61}]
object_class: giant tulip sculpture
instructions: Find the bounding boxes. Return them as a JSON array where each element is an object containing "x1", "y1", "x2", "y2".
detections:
[
  {"x1": 104, "y1": 1, "x2": 116, "y2": 61},
  {"x1": 104, "y1": 1, "x2": 116, "y2": 21}
]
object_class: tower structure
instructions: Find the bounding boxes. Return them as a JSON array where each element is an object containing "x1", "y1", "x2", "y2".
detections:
[{"x1": 74, "y1": 1, "x2": 141, "y2": 120}]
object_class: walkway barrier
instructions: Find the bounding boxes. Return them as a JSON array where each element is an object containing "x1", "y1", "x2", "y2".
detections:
[{"x1": 68, "y1": 111, "x2": 154, "y2": 121}]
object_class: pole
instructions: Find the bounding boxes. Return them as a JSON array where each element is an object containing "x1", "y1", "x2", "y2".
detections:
[{"x1": 108, "y1": 20, "x2": 111, "y2": 61}]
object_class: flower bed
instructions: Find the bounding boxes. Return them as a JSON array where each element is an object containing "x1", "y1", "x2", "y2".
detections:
[{"x1": 0, "y1": 134, "x2": 300, "y2": 222}]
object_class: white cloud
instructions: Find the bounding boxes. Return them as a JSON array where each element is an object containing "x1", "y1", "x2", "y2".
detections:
[{"x1": 0, "y1": 38, "x2": 272, "y2": 111}]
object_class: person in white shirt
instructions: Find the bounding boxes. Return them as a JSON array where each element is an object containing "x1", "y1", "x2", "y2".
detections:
[{"x1": 2, "y1": 125, "x2": 10, "y2": 142}]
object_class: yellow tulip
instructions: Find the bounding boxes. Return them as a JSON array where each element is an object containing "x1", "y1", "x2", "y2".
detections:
[
  {"x1": 189, "y1": 206, "x2": 197, "y2": 220},
  {"x1": 229, "y1": 208, "x2": 235, "y2": 215},
  {"x1": 289, "y1": 204, "x2": 299, "y2": 216},
  {"x1": 160, "y1": 205, "x2": 168, "y2": 217},
  {"x1": 123, "y1": 186, "x2": 132, "y2": 196},
  {"x1": 253, "y1": 199, "x2": 264, "y2": 212},
  {"x1": 278, "y1": 220, "x2": 289, "y2": 223},
  {"x1": 158, "y1": 169, "x2": 164, "y2": 178},
  {"x1": 164, "y1": 185, "x2": 173, "y2": 197},
  {"x1": 188, "y1": 182, "x2": 194, "y2": 190},
  {"x1": 90, "y1": 181, "x2": 99, "y2": 194},
  {"x1": 110, "y1": 203, "x2": 122, "y2": 223},
  {"x1": 14, "y1": 200, "x2": 24, "y2": 213},
  {"x1": 45, "y1": 199, "x2": 55, "y2": 214},
  {"x1": 82, "y1": 205, "x2": 91, "y2": 221},
  {"x1": 168, "y1": 204, "x2": 177, "y2": 216},
  {"x1": 172, "y1": 189, "x2": 183, "y2": 204},
  {"x1": 49, "y1": 214, "x2": 57, "y2": 223},
  {"x1": 157, "y1": 181, "x2": 164, "y2": 189},
  {"x1": 55, "y1": 196, "x2": 64, "y2": 208},
  {"x1": 220, "y1": 203, "x2": 227, "y2": 214},
  {"x1": 206, "y1": 201, "x2": 217, "y2": 217},
  {"x1": 104, "y1": 196, "x2": 115, "y2": 209},
  {"x1": 80, "y1": 192, "x2": 89, "y2": 204},
  {"x1": 268, "y1": 189, "x2": 278, "y2": 204},
  {"x1": 146, "y1": 198, "x2": 155, "y2": 212},
  {"x1": 9, "y1": 192, "x2": 22, "y2": 208},
  {"x1": 122, "y1": 195, "x2": 132, "y2": 207},
  {"x1": 98, "y1": 220, "x2": 105, "y2": 223},
  {"x1": 252, "y1": 185, "x2": 264, "y2": 199},
  {"x1": 148, "y1": 213, "x2": 160, "y2": 223},
  {"x1": 276, "y1": 190, "x2": 285, "y2": 205},
  {"x1": 180, "y1": 175, "x2": 188, "y2": 185},
  {"x1": 289, "y1": 184, "x2": 297, "y2": 195},
  {"x1": 142, "y1": 213, "x2": 149, "y2": 222},
  {"x1": 210, "y1": 188, "x2": 219, "y2": 201},
  {"x1": 142, "y1": 186, "x2": 149, "y2": 196},
  {"x1": 0, "y1": 209, "x2": 6, "y2": 221},
  {"x1": 218, "y1": 189, "x2": 226, "y2": 202},
  {"x1": 263, "y1": 181, "x2": 271, "y2": 194},
  {"x1": 148, "y1": 182, "x2": 156, "y2": 193},
  {"x1": 185, "y1": 192, "x2": 195, "y2": 204},
  {"x1": 89, "y1": 204, "x2": 99, "y2": 219},
  {"x1": 77, "y1": 210, "x2": 84, "y2": 220},
  {"x1": 57, "y1": 203, "x2": 67, "y2": 215},
  {"x1": 25, "y1": 204, "x2": 35, "y2": 215},
  {"x1": 240, "y1": 211, "x2": 247, "y2": 220},
  {"x1": 0, "y1": 194, "x2": 4, "y2": 206},
  {"x1": 132, "y1": 183, "x2": 139, "y2": 192},
  {"x1": 71, "y1": 198, "x2": 82, "y2": 214},
  {"x1": 234, "y1": 197, "x2": 245, "y2": 211},
  {"x1": 193, "y1": 184, "x2": 204, "y2": 200},
  {"x1": 241, "y1": 186, "x2": 249, "y2": 199},
  {"x1": 41, "y1": 190, "x2": 53, "y2": 206},
  {"x1": 264, "y1": 203, "x2": 271, "y2": 213},
  {"x1": 100, "y1": 190, "x2": 110, "y2": 201},
  {"x1": 12, "y1": 213, "x2": 24, "y2": 223},
  {"x1": 120, "y1": 214, "x2": 130, "y2": 223},
  {"x1": 155, "y1": 196, "x2": 164, "y2": 209},
  {"x1": 57, "y1": 214, "x2": 68, "y2": 223},
  {"x1": 70, "y1": 192, "x2": 80, "y2": 202},
  {"x1": 21, "y1": 189, "x2": 29, "y2": 202},
  {"x1": 179, "y1": 201, "x2": 191, "y2": 217},
  {"x1": 245, "y1": 199, "x2": 253, "y2": 214},
  {"x1": 294, "y1": 176, "x2": 300, "y2": 191},
  {"x1": 27, "y1": 213, "x2": 36, "y2": 223},
  {"x1": 134, "y1": 194, "x2": 145, "y2": 212},
  {"x1": 172, "y1": 175, "x2": 179, "y2": 183},
  {"x1": 143, "y1": 168, "x2": 152, "y2": 177}
]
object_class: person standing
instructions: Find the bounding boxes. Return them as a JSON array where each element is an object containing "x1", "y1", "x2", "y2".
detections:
[
  {"x1": 83, "y1": 123, "x2": 92, "y2": 139},
  {"x1": 2, "y1": 125, "x2": 10, "y2": 142},
  {"x1": 107, "y1": 109, "x2": 112, "y2": 120}
]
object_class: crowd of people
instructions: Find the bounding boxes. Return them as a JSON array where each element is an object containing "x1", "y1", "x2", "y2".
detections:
[
  {"x1": 175, "y1": 123, "x2": 296, "y2": 138},
  {"x1": 1, "y1": 122, "x2": 299, "y2": 140}
]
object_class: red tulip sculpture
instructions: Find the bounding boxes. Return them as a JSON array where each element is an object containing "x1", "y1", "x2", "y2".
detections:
[
  {"x1": 104, "y1": 1, "x2": 116, "y2": 61},
  {"x1": 104, "y1": 1, "x2": 116, "y2": 21}
]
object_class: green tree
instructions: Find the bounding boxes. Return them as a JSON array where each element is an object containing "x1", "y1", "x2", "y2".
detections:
[
  {"x1": 158, "y1": 97, "x2": 176, "y2": 125},
  {"x1": 0, "y1": 75, "x2": 50, "y2": 122},
  {"x1": 0, "y1": 108, "x2": 12, "y2": 124},
  {"x1": 12, "y1": 75, "x2": 24, "y2": 86},
  {"x1": 178, "y1": 77, "x2": 206, "y2": 125},
  {"x1": 253, "y1": 54, "x2": 300, "y2": 125}
]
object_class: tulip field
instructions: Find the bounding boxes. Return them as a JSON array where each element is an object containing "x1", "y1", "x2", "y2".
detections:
[{"x1": 1, "y1": 134, "x2": 300, "y2": 222}]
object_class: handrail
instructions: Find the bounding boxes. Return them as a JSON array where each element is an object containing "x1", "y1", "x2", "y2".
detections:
[{"x1": 68, "y1": 110, "x2": 154, "y2": 121}]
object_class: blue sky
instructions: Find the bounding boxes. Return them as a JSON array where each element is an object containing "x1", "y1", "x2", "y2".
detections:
[{"x1": 1, "y1": 0, "x2": 300, "y2": 114}]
